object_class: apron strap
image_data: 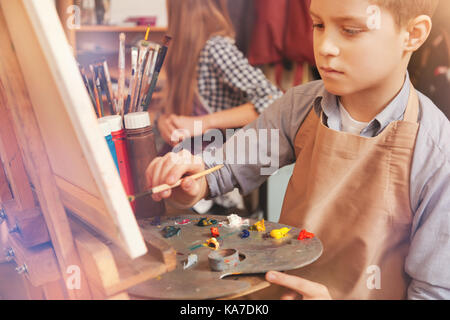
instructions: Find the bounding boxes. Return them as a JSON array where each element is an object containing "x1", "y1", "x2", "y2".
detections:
[{"x1": 403, "y1": 83, "x2": 420, "y2": 123}]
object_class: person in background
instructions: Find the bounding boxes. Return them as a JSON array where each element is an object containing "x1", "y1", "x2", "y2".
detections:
[{"x1": 153, "y1": 0, "x2": 282, "y2": 213}]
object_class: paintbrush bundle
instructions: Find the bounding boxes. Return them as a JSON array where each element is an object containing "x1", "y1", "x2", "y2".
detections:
[
  {"x1": 77, "y1": 26, "x2": 171, "y2": 119},
  {"x1": 124, "y1": 31, "x2": 172, "y2": 114},
  {"x1": 122, "y1": 27, "x2": 172, "y2": 115},
  {"x1": 92, "y1": 61, "x2": 115, "y2": 117},
  {"x1": 78, "y1": 60, "x2": 116, "y2": 118},
  {"x1": 141, "y1": 35, "x2": 172, "y2": 112}
]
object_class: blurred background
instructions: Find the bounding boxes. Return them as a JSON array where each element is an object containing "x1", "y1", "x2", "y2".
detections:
[{"x1": 58, "y1": 0, "x2": 449, "y2": 117}]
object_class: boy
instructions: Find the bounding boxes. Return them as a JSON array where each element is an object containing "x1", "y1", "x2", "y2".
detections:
[{"x1": 146, "y1": 0, "x2": 449, "y2": 299}]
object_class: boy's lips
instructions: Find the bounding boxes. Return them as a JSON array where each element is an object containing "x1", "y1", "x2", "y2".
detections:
[
  {"x1": 320, "y1": 66, "x2": 344, "y2": 74},
  {"x1": 319, "y1": 66, "x2": 344, "y2": 79}
]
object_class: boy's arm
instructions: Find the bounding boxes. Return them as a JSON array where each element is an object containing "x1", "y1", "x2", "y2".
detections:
[
  {"x1": 202, "y1": 87, "x2": 310, "y2": 198},
  {"x1": 405, "y1": 123, "x2": 450, "y2": 299}
]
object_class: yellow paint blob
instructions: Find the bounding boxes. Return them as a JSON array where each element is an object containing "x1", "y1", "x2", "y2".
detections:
[
  {"x1": 206, "y1": 237, "x2": 220, "y2": 250},
  {"x1": 249, "y1": 219, "x2": 266, "y2": 232},
  {"x1": 270, "y1": 227, "x2": 291, "y2": 239}
]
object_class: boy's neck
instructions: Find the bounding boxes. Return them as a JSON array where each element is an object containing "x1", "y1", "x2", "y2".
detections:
[{"x1": 340, "y1": 71, "x2": 407, "y2": 123}]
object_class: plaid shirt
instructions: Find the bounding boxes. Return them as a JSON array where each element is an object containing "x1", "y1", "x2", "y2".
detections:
[{"x1": 197, "y1": 36, "x2": 282, "y2": 114}]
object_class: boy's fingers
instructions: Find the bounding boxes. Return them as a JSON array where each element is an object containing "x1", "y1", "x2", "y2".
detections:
[
  {"x1": 265, "y1": 271, "x2": 331, "y2": 299},
  {"x1": 280, "y1": 291, "x2": 299, "y2": 300},
  {"x1": 153, "y1": 152, "x2": 183, "y2": 187},
  {"x1": 161, "y1": 152, "x2": 203, "y2": 185},
  {"x1": 180, "y1": 177, "x2": 200, "y2": 197},
  {"x1": 146, "y1": 157, "x2": 162, "y2": 188},
  {"x1": 151, "y1": 158, "x2": 166, "y2": 190},
  {"x1": 151, "y1": 193, "x2": 162, "y2": 202},
  {"x1": 160, "y1": 189, "x2": 172, "y2": 199},
  {"x1": 158, "y1": 160, "x2": 178, "y2": 185},
  {"x1": 169, "y1": 162, "x2": 204, "y2": 181},
  {"x1": 146, "y1": 151, "x2": 205, "y2": 202}
]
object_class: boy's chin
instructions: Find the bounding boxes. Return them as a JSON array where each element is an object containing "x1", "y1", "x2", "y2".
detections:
[
  {"x1": 322, "y1": 80, "x2": 359, "y2": 97},
  {"x1": 323, "y1": 80, "x2": 350, "y2": 96}
]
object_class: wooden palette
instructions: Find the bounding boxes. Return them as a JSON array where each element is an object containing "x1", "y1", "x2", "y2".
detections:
[{"x1": 129, "y1": 215, "x2": 323, "y2": 300}]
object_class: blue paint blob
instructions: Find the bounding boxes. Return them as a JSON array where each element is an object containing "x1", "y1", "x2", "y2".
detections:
[{"x1": 240, "y1": 230, "x2": 250, "y2": 239}]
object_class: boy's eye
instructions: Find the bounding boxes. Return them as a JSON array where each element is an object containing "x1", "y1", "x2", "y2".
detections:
[
  {"x1": 312, "y1": 23, "x2": 324, "y2": 30},
  {"x1": 342, "y1": 27, "x2": 363, "y2": 35}
]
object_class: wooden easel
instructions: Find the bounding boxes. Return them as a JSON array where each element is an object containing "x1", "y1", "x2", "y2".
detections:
[{"x1": 0, "y1": 0, "x2": 175, "y2": 300}]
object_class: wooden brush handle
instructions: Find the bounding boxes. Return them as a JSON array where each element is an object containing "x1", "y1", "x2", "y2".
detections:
[{"x1": 151, "y1": 165, "x2": 224, "y2": 194}]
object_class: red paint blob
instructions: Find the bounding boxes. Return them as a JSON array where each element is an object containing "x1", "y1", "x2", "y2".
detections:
[{"x1": 298, "y1": 229, "x2": 315, "y2": 240}]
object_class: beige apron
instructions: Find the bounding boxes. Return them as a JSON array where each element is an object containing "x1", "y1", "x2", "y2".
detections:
[{"x1": 255, "y1": 85, "x2": 420, "y2": 300}]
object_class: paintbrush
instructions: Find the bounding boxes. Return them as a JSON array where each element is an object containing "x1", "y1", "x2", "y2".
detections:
[
  {"x1": 98, "y1": 62, "x2": 114, "y2": 115},
  {"x1": 124, "y1": 47, "x2": 139, "y2": 114},
  {"x1": 93, "y1": 65, "x2": 105, "y2": 117},
  {"x1": 102, "y1": 60, "x2": 117, "y2": 114},
  {"x1": 78, "y1": 64, "x2": 96, "y2": 108},
  {"x1": 138, "y1": 46, "x2": 156, "y2": 109},
  {"x1": 127, "y1": 164, "x2": 224, "y2": 202},
  {"x1": 135, "y1": 49, "x2": 151, "y2": 112},
  {"x1": 130, "y1": 26, "x2": 152, "y2": 112},
  {"x1": 142, "y1": 35, "x2": 172, "y2": 111},
  {"x1": 132, "y1": 46, "x2": 149, "y2": 112},
  {"x1": 90, "y1": 64, "x2": 102, "y2": 117},
  {"x1": 117, "y1": 33, "x2": 126, "y2": 116},
  {"x1": 140, "y1": 44, "x2": 160, "y2": 108}
]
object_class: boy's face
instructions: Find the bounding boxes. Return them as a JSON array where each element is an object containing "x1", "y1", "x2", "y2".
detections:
[{"x1": 310, "y1": 0, "x2": 409, "y2": 96}]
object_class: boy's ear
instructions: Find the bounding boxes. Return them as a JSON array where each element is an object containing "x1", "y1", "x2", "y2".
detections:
[{"x1": 404, "y1": 15, "x2": 433, "y2": 52}]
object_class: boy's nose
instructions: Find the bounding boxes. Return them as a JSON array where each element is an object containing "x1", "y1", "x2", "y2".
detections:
[{"x1": 318, "y1": 37, "x2": 340, "y2": 57}]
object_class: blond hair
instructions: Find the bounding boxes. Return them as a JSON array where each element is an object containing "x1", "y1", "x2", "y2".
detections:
[
  {"x1": 371, "y1": 0, "x2": 439, "y2": 27},
  {"x1": 163, "y1": 0, "x2": 235, "y2": 116}
]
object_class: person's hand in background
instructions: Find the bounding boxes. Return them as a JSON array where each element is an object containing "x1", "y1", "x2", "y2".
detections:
[
  {"x1": 171, "y1": 115, "x2": 209, "y2": 139},
  {"x1": 157, "y1": 114, "x2": 185, "y2": 146}
]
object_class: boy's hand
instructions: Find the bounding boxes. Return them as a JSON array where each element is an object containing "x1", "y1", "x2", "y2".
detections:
[
  {"x1": 145, "y1": 149, "x2": 208, "y2": 208},
  {"x1": 265, "y1": 271, "x2": 332, "y2": 300}
]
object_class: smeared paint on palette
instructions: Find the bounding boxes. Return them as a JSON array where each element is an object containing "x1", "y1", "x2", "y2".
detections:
[{"x1": 130, "y1": 215, "x2": 323, "y2": 300}]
